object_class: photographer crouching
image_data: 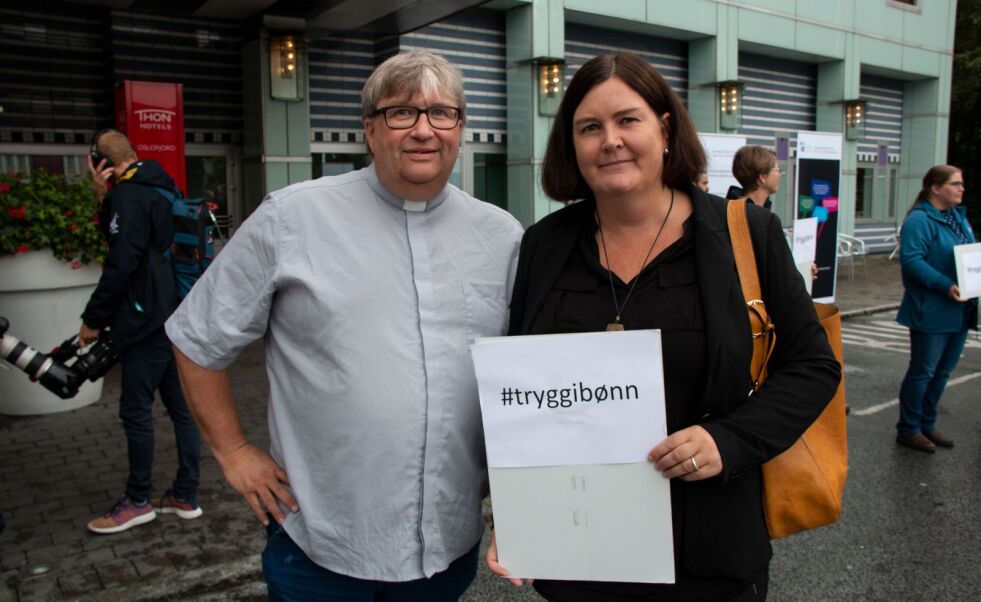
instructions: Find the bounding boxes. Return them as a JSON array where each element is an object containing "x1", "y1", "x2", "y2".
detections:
[{"x1": 79, "y1": 129, "x2": 202, "y2": 534}]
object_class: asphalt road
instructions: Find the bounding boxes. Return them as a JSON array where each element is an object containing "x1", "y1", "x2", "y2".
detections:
[{"x1": 768, "y1": 316, "x2": 981, "y2": 601}]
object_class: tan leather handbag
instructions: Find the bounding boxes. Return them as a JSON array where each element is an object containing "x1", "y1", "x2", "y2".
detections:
[{"x1": 727, "y1": 200, "x2": 848, "y2": 540}]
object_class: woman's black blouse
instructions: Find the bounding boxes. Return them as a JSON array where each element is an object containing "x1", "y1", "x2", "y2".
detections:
[
  {"x1": 527, "y1": 215, "x2": 706, "y2": 434},
  {"x1": 529, "y1": 216, "x2": 764, "y2": 600}
]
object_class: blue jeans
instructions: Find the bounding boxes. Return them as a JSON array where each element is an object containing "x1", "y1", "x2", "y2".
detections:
[
  {"x1": 118, "y1": 328, "x2": 200, "y2": 503},
  {"x1": 897, "y1": 329, "x2": 968, "y2": 437},
  {"x1": 262, "y1": 521, "x2": 479, "y2": 601}
]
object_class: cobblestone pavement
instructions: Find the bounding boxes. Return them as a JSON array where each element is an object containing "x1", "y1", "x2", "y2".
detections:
[{"x1": 0, "y1": 255, "x2": 903, "y2": 601}]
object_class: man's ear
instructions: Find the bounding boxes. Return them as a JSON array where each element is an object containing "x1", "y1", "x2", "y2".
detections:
[{"x1": 364, "y1": 119, "x2": 375, "y2": 156}]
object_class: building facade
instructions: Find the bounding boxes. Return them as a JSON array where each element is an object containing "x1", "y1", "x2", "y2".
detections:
[{"x1": 0, "y1": 0, "x2": 956, "y2": 248}]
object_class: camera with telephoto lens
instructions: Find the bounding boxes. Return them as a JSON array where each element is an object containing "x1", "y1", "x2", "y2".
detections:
[{"x1": 0, "y1": 317, "x2": 118, "y2": 399}]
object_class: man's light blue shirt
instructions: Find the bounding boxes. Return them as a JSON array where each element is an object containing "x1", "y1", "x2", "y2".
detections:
[{"x1": 166, "y1": 164, "x2": 523, "y2": 580}]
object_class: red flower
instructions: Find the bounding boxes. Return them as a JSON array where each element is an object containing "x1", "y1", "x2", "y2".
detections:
[
  {"x1": 16, "y1": 243, "x2": 29, "y2": 254},
  {"x1": 91, "y1": 214, "x2": 100, "y2": 223},
  {"x1": 66, "y1": 224, "x2": 80, "y2": 232},
  {"x1": 71, "y1": 260, "x2": 82, "y2": 270},
  {"x1": 6, "y1": 206, "x2": 26, "y2": 219},
  {"x1": 63, "y1": 209, "x2": 74, "y2": 217},
  {"x1": 0, "y1": 182, "x2": 10, "y2": 193}
]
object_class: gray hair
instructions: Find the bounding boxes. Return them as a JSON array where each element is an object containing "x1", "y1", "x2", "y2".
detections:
[{"x1": 361, "y1": 51, "x2": 466, "y2": 120}]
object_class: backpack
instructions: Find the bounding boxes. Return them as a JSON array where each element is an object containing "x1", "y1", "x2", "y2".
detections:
[{"x1": 153, "y1": 187, "x2": 221, "y2": 298}]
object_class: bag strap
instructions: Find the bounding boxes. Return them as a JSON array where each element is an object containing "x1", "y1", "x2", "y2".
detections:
[
  {"x1": 151, "y1": 185, "x2": 178, "y2": 205},
  {"x1": 726, "y1": 199, "x2": 776, "y2": 391}
]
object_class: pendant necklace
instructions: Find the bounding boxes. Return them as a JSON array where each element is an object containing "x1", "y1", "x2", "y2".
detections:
[{"x1": 597, "y1": 189, "x2": 675, "y2": 332}]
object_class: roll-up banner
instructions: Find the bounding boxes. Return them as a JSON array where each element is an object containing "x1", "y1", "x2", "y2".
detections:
[
  {"x1": 698, "y1": 133, "x2": 747, "y2": 197},
  {"x1": 795, "y1": 132, "x2": 842, "y2": 302},
  {"x1": 115, "y1": 81, "x2": 187, "y2": 194}
]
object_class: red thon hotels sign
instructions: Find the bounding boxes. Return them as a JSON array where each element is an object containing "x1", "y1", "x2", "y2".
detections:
[{"x1": 114, "y1": 81, "x2": 187, "y2": 193}]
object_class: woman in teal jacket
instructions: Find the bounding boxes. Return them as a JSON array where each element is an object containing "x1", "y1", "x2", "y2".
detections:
[{"x1": 896, "y1": 165, "x2": 977, "y2": 453}]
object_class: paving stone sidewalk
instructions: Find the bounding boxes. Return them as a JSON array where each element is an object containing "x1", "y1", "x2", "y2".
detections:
[{"x1": 0, "y1": 254, "x2": 903, "y2": 601}]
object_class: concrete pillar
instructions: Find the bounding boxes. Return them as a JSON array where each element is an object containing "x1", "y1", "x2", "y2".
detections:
[
  {"x1": 506, "y1": 0, "x2": 565, "y2": 227},
  {"x1": 240, "y1": 31, "x2": 313, "y2": 217},
  {"x1": 688, "y1": 3, "x2": 738, "y2": 133},
  {"x1": 815, "y1": 37, "x2": 859, "y2": 235},
  {"x1": 898, "y1": 69, "x2": 952, "y2": 216}
]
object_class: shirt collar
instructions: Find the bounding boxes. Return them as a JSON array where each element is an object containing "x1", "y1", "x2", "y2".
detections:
[{"x1": 367, "y1": 163, "x2": 449, "y2": 212}]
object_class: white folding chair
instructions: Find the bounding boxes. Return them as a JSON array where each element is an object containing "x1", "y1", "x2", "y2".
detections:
[
  {"x1": 886, "y1": 226, "x2": 901, "y2": 260},
  {"x1": 839, "y1": 233, "x2": 868, "y2": 278}
]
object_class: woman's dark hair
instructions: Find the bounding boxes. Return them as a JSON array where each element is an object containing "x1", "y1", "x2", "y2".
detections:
[
  {"x1": 915, "y1": 164, "x2": 961, "y2": 202},
  {"x1": 541, "y1": 52, "x2": 706, "y2": 202}
]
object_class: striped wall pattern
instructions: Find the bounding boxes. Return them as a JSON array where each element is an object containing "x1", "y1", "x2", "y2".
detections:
[
  {"x1": 309, "y1": 8, "x2": 507, "y2": 145},
  {"x1": 565, "y1": 24, "x2": 688, "y2": 101},
  {"x1": 401, "y1": 9, "x2": 507, "y2": 144},
  {"x1": 109, "y1": 10, "x2": 243, "y2": 144},
  {"x1": 738, "y1": 53, "x2": 817, "y2": 149},
  {"x1": 857, "y1": 73, "x2": 903, "y2": 164},
  {"x1": 308, "y1": 34, "x2": 376, "y2": 144},
  {"x1": 0, "y1": 4, "x2": 244, "y2": 145},
  {"x1": 0, "y1": 3, "x2": 110, "y2": 144}
]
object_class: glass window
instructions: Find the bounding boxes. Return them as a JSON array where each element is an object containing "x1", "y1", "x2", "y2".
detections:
[
  {"x1": 855, "y1": 167, "x2": 871, "y2": 219},
  {"x1": 887, "y1": 0, "x2": 919, "y2": 10},
  {"x1": 474, "y1": 152, "x2": 507, "y2": 210},
  {"x1": 0, "y1": 154, "x2": 30, "y2": 175},
  {"x1": 187, "y1": 155, "x2": 228, "y2": 215},
  {"x1": 888, "y1": 167, "x2": 898, "y2": 219},
  {"x1": 1, "y1": 154, "x2": 87, "y2": 179},
  {"x1": 449, "y1": 155, "x2": 462, "y2": 189},
  {"x1": 312, "y1": 153, "x2": 370, "y2": 179}
]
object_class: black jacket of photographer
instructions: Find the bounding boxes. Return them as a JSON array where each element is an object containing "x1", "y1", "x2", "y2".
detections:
[{"x1": 82, "y1": 160, "x2": 179, "y2": 350}]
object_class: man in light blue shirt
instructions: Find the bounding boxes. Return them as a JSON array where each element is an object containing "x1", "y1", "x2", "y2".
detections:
[{"x1": 166, "y1": 51, "x2": 522, "y2": 600}]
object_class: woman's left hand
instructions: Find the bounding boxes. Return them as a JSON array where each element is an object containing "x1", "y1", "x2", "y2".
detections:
[{"x1": 648, "y1": 425, "x2": 722, "y2": 481}]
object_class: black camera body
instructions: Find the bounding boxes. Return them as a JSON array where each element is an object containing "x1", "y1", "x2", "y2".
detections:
[{"x1": 0, "y1": 317, "x2": 118, "y2": 400}]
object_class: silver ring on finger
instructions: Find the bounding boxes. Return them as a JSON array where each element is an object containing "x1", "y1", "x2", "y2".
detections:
[{"x1": 690, "y1": 455, "x2": 699, "y2": 472}]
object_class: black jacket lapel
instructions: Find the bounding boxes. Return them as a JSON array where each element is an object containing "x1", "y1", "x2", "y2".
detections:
[{"x1": 691, "y1": 190, "x2": 740, "y2": 416}]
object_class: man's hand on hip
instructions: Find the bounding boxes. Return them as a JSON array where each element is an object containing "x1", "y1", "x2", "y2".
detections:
[{"x1": 218, "y1": 442, "x2": 299, "y2": 526}]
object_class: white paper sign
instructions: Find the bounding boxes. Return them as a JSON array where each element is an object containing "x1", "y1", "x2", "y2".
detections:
[
  {"x1": 471, "y1": 330, "x2": 667, "y2": 468},
  {"x1": 489, "y1": 463, "x2": 675, "y2": 583},
  {"x1": 954, "y1": 242, "x2": 981, "y2": 299},
  {"x1": 792, "y1": 217, "x2": 818, "y2": 264},
  {"x1": 796, "y1": 131, "x2": 843, "y2": 160},
  {"x1": 698, "y1": 132, "x2": 747, "y2": 196},
  {"x1": 472, "y1": 330, "x2": 674, "y2": 584}
]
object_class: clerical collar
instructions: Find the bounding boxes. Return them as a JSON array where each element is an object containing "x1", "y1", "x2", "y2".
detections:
[{"x1": 367, "y1": 162, "x2": 449, "y2": 212}]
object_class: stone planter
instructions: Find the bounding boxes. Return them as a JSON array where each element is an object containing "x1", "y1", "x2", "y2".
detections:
[{"x1": 0, "y1": 250, "x2": 104, "y2": 415}]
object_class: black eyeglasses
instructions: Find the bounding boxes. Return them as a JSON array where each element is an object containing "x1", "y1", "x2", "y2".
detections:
[{"x1": 371, "y1": 106, "x2": 462, "y2": 130}]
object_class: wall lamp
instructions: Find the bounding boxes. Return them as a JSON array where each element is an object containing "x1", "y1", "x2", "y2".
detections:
[
  {"x1": 534, "y1": 57, "x2": 565, "y2": 116},
  {"x1": 269, "y1": 34, "x2": 304, "y2": 101},
  {"x1": 844, "y1": 99, "x2": 868, "y2": 141},
  {"x1": 717, "y1": 80, "x2": 745, "y2": 131}
]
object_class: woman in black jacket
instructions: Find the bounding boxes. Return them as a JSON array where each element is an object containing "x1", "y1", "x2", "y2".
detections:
[{"x1": 486, "y1": 52, "x2": 840, "y2": 600}]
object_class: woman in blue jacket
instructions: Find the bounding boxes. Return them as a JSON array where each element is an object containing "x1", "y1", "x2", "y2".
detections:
[{"x1": 896, "y1": 165, "x2": 977, "y2": 453}]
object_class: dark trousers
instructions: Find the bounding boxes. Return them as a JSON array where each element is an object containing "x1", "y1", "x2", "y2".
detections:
[
  {"x1": 118, "y1": 328, "x2": 200, "y2": 503},
  {"x1": 262, "y1": 521, "x2": 479, "y2": 601}
]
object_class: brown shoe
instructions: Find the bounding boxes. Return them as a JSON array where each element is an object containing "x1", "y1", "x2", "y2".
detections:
[
  {"x1": 923, "y1": 430, "x2": 954, "y2": 448},
  {"x1": 896, "y1": 434, "x2": 936, "y2": 453}
]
